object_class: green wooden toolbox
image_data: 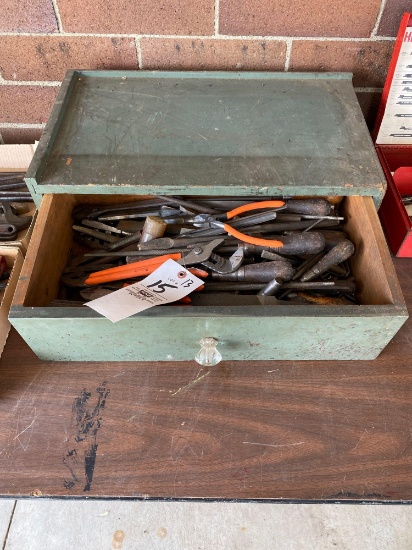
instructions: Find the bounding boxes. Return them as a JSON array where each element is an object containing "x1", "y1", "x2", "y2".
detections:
[{"x1": 9, "y1": 70, "x2": 408, "y2": 361}]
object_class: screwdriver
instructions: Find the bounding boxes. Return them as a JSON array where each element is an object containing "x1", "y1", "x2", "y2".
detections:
[
  {"x1": 211, "y1": 261, "x2": 294, "y2": 283},
  {"x1": 300, "y1": 240, "x2": 355, "y2": 282}
]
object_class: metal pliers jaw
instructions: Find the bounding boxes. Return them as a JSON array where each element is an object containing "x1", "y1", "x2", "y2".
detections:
[
  {"x1": 180, "y1": 238, "x2": 244, "y2": 274},
  {"x1": 200, "y1": 247, "x2": 244, "y2": 274},
  {"x1": 179, "y1": 238, "x2": 225, "y2": 265},
  {"x1": 191, "y1": 200, "x2": 286, "y2": 248}
]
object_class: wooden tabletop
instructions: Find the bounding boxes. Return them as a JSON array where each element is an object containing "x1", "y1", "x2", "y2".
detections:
[{"x1": 1, "y1": 258, "x2": 411, "y2": 502}]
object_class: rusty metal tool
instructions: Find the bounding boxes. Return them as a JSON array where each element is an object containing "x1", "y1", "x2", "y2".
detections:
[
  {"x1": 98, "y1": 206, "x2": 183, "y2": 222},
  {"x1": 81, "y1": 219, "x2": 133, "y2": 236},
  {"x1": 283, "y1": 280, "x2": 356, "y2": 293},
  {"x1": 0, "y1": 195, "x2": 33, "y2": 202},
  {"x1": 236, "y1": 232, "x2": 325, "y2": 256},
  {"x1": 177, "y1": 210, "x2": 280, "y2": 239},
  {"x1": 0, "y1": 182, "x2": 27, "y2": 191},
  {"x1": 0, "y1": 173, "x2": 31, "y2": 196},
  {"x1": 275, "y1": 252, "x2": 326, "y2": 300},
  {"x1": 257, "y1": 277, "x2": 284, "y2": 296},
  {"x1": 299, "y1": 214, "x2": 344, "y2": 221},
  {"x1": 300, "y1": 240, "x2": 355, "y2": 282},
  {"x1": 183, "y1": 197, "x2": 332, "y2": 216},
  {"x1": 70, "y1": 230, "x2": 143, "y2": 267},
  {"x1": 208, "y1": 218, "x2": 341, "y2": 237},
  {"x1": 72, "y1": 224, "x2": 120, "y2": 244},
  {"x1": 97, "y1": 210, "x2": 163, "y2": 221},
  {"x1": 0, "y1": 191, "x2": 31, "y2": 198},
  {"x1": 133, "y1": 231, "x2": 324, "y2": 257},
  {"x1": 316, "y1": 230, "x2": 349, "y2": 247},
  {"x1": 283, "y1": 198, "x2": 331, "y2": 216},
  {"x1": 260, "y1": 250, "x2": 287, "y2": 262},
  {"x1": 192, "y1": 210, "x2": 279, "y2": 229},
  {"x1": 183, "y1": 200, "x2": 286, "y2": 246},
  {"x1": 62, "y1": 264, "x2": 120, "y2": 288},
  {"x1": 0, "y1": 172, "x2": 25, "y2": 180},
  {"x1": 211, "y1": 260, "x2": 294, "y2": 283},
  {"x1": 84, "y1": 247, "x2": 191, "y2": 259},
  {"x1": 78, "y1": 198, "x2": 174, "y2": 221},
  {"x1": 291, "y1": 253, "x2": 325, "y2": 281},
  {"x1": 84, "y1": 238, "x2": 229, "y2": 285},
  {"x1": 154, "y1": 194, "x2": 218, "y2": 215},
  {"x1": 202, "y1": 232, "x2": 325, "y2": 257},
  {"x1": 200, "y1": 247, "x2": 244, "y2": 275},
  {"x1": 117, "y1": 220, "x2": 144, "y2": 234},
  {"x1": 258, "y1": 277, "x2": 356, "y2": 297},
  {"x1": 0, "y1": 202, "x2": 32, "y2": 240},
  {"x1": 85, "y1": 235, "x2": 252, "y2": 258},
  {"x1": 138, "y1": 234, "x2": 233, "y2": 251},
  {"x1": 175, "y1": 280, "x2": 356, "y2": 293},
  {"x1": 169, "y1": 218, "x2": 341, "y2": 243},
  {"x1": 80, "y1": 283, "x2": 127, "y2": 301}
]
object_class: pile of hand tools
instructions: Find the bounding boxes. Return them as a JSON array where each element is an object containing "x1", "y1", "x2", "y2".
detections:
[{"x1": 55, "y1": 195, "x2": 357, "y2": 307}]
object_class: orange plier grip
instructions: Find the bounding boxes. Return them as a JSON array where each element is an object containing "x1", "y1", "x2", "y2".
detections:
[
  {"x1": 222, "y1": 225, "x2": 284, "y2": 247},
  {"x1": 226, "y1": 200, "x2": 285, "y2": 219},
  {"x1": 85, "y1": 257, "x2": 209, "y2": 286},
  {"x1": 85, "y1": 253, "x2": 181, "y2": 285},
  {"x1": 225, "y1": 200, "x2": 286, "y2": 247}
]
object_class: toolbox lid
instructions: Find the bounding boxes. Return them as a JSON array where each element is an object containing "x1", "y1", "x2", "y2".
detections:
[{"x1": 26, "y1": 71, "x2": 386, "y2": 202}]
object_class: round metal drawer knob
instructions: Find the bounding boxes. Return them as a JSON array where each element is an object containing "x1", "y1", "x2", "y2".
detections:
[{"x1": 195, "y1": 337, "x2": 222, "y2": 366}]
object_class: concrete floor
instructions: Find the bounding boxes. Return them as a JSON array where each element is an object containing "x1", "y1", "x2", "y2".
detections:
[{"x1": 0, "y1": 500, "x2": 411, "y2": 549}]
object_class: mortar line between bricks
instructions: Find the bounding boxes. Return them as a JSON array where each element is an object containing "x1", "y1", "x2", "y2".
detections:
[
  {"x1": 371, "y1": 0, "x2": 388, "y2": 38},
  {"x1": 50, "y1": 0, "x2": 64, "y2": 33},
  {"x1": 214, "y1": 0, "x2": 220, "y2": 36},
  {"x1": 0, "y1": 32, "x2": 396, "y2": 41},
  {"x1": 0, "y1": 80, "x2": 61, "y2": 86},
  {"x1": 284, "y1": 39, "x2": 292, "y2": 71},
  {"x1": 0, "y1": 123, "x2": 45, "y2": 129},
  {"x1": 135, "y1": 37, "x2": 143, "y2": 69},
  {"x1": 2, "y1": 501, "x2": 16, "y2": 550}
]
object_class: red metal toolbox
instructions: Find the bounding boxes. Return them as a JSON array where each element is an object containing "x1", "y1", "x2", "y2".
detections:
[{"x1": 374, "y1": 12, "x2": 412, "y2": 257}]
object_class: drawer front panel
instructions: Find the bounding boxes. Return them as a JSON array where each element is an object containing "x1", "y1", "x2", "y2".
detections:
[{"x1": 10, "y1": 312, "x2": 406, "y2": 362}]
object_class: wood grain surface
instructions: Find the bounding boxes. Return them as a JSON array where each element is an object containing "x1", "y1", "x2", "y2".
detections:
[{"x1": 1, "y1": 258, "x2": 411, "y2": 501}]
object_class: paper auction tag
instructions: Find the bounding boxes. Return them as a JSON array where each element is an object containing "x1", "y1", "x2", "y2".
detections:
[{"x1": 86, "y1": 259, "x2": 204, "y2": 323}]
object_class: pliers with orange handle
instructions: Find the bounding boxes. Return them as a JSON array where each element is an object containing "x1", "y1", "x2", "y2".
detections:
[
  {"x1": 191, "y1": 200, "x2": 286, "y2": 247},
  {"x1": 84, "y1": 238, "x2": 244, "y2": 286}
]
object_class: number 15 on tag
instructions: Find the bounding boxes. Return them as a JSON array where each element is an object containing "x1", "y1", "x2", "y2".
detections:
[{"x1": 86, "y1": 259, "x2": 204, "y2": 322}]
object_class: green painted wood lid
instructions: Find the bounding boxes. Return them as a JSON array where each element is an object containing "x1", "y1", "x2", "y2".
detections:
[{"x1": 26, "y1": 70, "x2": 386, "y2": 202}]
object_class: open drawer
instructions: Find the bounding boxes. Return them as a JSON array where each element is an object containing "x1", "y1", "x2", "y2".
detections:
[{"x1": 9, "y1": 193, "x2": 408, "y2": 362}]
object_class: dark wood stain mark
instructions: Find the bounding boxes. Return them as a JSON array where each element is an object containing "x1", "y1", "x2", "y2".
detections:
[
  {"x1": 84, "y1": 442, "x2": 98, "y2": 492},
  {"x1": 63, "y1": 381, "x2": 110, "y2": 492}
]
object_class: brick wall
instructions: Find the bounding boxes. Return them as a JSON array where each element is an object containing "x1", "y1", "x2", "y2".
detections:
[{"x1": 0, "y1": 0, "x2": 408, "y2": 143}]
